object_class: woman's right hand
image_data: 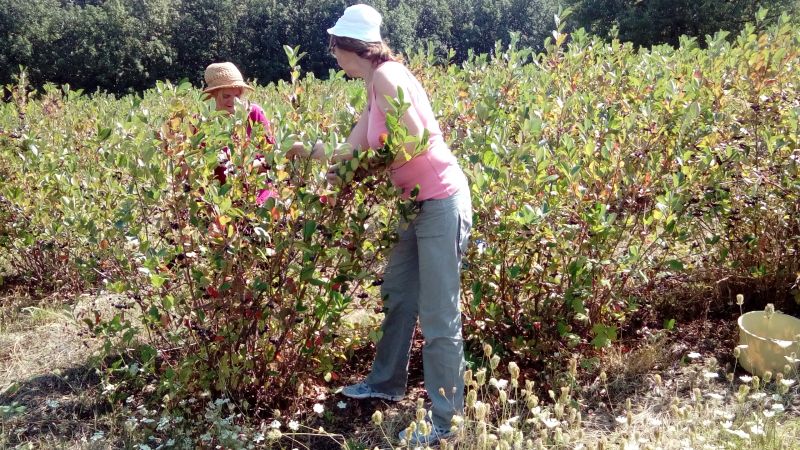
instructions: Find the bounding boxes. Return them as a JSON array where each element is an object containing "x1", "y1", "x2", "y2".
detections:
[
  {"x1": 325, "y1": 143, "x2": 358, "y2": 185},
  {"x1": 325, "y1": 163, "x2": 343, "y2": 186}
]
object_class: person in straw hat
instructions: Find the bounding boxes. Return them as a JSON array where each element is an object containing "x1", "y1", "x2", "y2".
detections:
[
  {"x1": 311, "y1": 4, "x2": 472, "y2": 446},
  {"x1": 203, "y1": 62, "x2": 275, "y2": 197}
]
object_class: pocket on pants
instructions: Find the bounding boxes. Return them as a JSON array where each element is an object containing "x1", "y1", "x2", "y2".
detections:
[
  {"x1": 414, "y1": 202, "x2": 451, "y2": 238},
  {"x1": 456, "y1": 210, "x2": 472, "y2": 257}
]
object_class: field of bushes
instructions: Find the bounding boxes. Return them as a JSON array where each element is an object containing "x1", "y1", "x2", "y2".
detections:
[{"x1": 1, "y1": 11, "x2": 799, "y2": 449}]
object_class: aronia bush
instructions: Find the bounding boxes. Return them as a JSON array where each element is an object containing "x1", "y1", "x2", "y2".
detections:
[{"x1": 0, "y1": 12, "x2": 798, "y2": 416}]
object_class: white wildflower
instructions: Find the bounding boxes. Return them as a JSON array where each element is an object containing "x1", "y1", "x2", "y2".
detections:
[
  {"x1": 648, "y1": 417, "x2": 663, "y2": 427},
  {"x1": 313, "y1": 403, "x2": 324, "y2": 415},
  {"x1": 542, "y1": 417, "x2": 560, "y2": 429},
  {"x1": 723, "y1": 428, "x2": 750, "y2": 439},
  {"x1": 739, "y1": 375, "x2": 753, "y2": 383},
  {"x1": 270, "y1": 420, "x2": 281, "y2": 429},
  {"x1": 288, "y1": 420, "x2": 300, "y2": 431},
  {"x1": 688, "y1": 352, "x2": 701, "y2": 359},
  {"x1": 337, "y1": 401, "x2": 347, "y2": 409}
]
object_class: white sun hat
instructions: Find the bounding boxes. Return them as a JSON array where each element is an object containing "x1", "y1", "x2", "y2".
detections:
[{"x1": 327, "y1": 4, "x2": 383, "y2": 43}]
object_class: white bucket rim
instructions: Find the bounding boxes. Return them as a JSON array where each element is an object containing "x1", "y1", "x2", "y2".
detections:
[{"x1": 738, "y1": 310, "x2": 800, "y2": 346}]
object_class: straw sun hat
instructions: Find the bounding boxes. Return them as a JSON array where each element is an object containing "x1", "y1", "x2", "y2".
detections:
[{"x1": 203, "y1": 62, "x2": 253, "y2": 94}]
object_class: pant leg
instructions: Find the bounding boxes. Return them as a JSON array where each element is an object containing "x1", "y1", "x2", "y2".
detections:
[
  {"x1": 414, "y1": 189, "x2": 472, "y2": 428},
  {"x1": 364, "y1": 221, "x2": 420, "y2": 396}
]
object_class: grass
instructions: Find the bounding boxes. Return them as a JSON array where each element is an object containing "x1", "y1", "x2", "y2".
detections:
[{"x1": 1, "y1": 292, "x2": 798, "y2": 449}]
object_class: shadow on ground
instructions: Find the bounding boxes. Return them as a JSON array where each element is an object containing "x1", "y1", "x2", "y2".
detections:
[{"x1": 1, "y1": 363, "x2": 111, "y2": 446}]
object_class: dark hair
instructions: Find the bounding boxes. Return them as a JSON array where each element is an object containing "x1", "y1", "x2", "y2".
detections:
[{"x1": 329, "y1": 35, "x2": 402, "y2": 65}]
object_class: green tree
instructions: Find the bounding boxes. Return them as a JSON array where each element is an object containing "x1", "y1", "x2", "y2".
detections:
[
  {"x1": 0, "y1": 0, "x2": 62, "y2": 88},
  {"x1": 170, "y1": 0, "x2": 246, "y2": 86},
  {"x1": 566, "y1": 0, "x2": 800, "y2": 47}
]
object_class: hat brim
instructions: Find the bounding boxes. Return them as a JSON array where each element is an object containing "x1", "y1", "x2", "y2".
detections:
[
  {"x1": 203, "y1": 82, "x2": 254, "y2": 94},
  {"x1": 327, "y1": 24, "x2": 382, "y2": 43}
]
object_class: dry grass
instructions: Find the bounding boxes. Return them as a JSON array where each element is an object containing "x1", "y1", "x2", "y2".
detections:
[{"x1": 0, "y1": 294, "x2": 125, "y2": 449}]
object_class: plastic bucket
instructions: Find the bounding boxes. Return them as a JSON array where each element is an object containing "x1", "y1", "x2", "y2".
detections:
[{"x1": 738, "y1": 309, "x2": 800, "y2": 377}]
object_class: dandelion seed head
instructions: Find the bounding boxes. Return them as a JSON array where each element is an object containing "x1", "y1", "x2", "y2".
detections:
[{"x1": 266, "y1": 429, "x2": 282, "y2": 440}]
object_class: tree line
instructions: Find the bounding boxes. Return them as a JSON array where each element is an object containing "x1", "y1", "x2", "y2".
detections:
[{"x1": 1, "y1": 0, "x2": 796, "y2": 94}]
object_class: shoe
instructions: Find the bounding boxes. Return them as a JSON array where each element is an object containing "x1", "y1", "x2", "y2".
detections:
[
  {"x1": 341, "y1": 381, "x2": 404, "y2": 402},
  {"x1": 398, "y1": 422, "x2": 456, "y2": 446}
]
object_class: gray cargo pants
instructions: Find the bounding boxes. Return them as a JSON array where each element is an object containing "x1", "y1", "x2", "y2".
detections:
[{"x1": 365, "y1": 188, "x2": 472, "y2": 429}]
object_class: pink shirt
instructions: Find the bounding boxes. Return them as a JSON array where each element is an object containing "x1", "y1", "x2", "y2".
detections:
[
  {"x1": 214, "y1": 103, "x2": 277, "y2": 205},
  {"x1": 247, "y1": 103, "x2": 275, "y2": 143},
  {"x1": 367, "y1": 61, "x2": 467, "y2": 200},
  {"x1": 246, "y1": 103, "x2": 278, "y2": 205}
]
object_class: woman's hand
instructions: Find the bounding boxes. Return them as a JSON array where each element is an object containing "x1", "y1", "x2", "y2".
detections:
[
  {"x1": 310, "y1": 141, "x2": 327, "y2": 160},
  {"x1": 286, "y1": 141, "x2": 308, "y2": 159},
  {"x1": 325, "y1": 163, "x2": 343, "y2": 186},
  {"x1": 286, "y1": 140, "x2": 327, "y2": 161},
  {"x1": 325, "y1": 144, "x2": 357, "y2": 186}
]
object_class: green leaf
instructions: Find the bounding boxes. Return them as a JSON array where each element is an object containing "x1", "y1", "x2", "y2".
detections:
[
  {"x1": 303, "y1": 220, "x2": 317, "y2": 241},
  {"x1": 97, "y1": 127, "x2": 112, "y2": 142},
  {"x1": 139, "y1": 345, "x2": 157, "y2": 363},
  {"x1": 150, "y1": 274, "x2": 167, "y2": 288},
  {"x1": 591, "y1": 324, "x2": 618, "y2": 348},
  {"x1": 666, "y1": 260, "x2": 684, "y2": 271}
]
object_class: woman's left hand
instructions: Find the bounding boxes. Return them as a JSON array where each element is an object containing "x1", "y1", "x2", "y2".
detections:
[{"x1": 286, "y1": 141, "x2": 307, "y2": 159}]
